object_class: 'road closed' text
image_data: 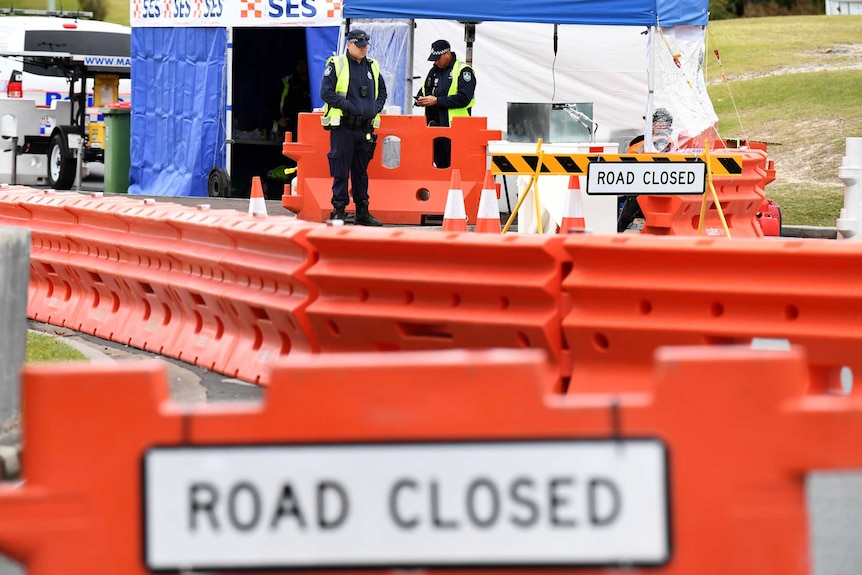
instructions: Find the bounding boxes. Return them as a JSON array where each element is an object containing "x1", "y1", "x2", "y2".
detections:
[
  {"x1": 586, "y1": 162, "x2": 707, "y2": 195},
  {"x1": 144, "y1": 440, "x2": 669, "y2": 569},
  {"x1": 186, "y1": 475, "x2": 622, "y2": 533}
]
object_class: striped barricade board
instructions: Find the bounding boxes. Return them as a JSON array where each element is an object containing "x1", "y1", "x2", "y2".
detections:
[{"x1": 491, "y1": 151, "x2": 743, "y2": 194}]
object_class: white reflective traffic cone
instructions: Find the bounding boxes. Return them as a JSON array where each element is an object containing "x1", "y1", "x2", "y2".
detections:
[
  {"x1": 248, "y1": 176, "x2": 267, "y2": 216},
  {"x1": 475, "y1": 170, "x2": 501, "y2": 234},
  {"x1": 442, "y1": 169, "x2": 468, "y2": 232},
  {"x1": 559, "y1": 175, "x2": 586, "y2": 233}
]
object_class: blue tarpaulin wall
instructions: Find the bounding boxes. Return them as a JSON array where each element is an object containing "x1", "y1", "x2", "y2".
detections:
[
  {"x1": 307, "y1": 27, "x2": 340, "y2": 110},
  {"x1": 343, "y1": 0, "x2": 709, "y2": 26},
  {"x1": 129, "y1": 27, "x2": 227, "y2": 197},
  {"x1": 129, "y1": 25, "x2": 337, "y2": 197}
]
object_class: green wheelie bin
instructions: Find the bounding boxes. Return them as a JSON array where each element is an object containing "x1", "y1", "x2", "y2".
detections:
[{"x1": 101, "y1": 102, "x2": 132, "y2": 193}]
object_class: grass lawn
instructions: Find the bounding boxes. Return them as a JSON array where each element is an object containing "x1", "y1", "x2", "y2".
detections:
[
  {"x1": 26, "y1": 331, "x2": 86, "y2": 362},
  {"x1": 706, "y1": 15, "x2": 862, "y2": 227}
]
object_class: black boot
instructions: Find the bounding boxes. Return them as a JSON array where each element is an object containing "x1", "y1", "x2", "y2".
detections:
[
  {"x1": 330, "y1": 200, "x2": 348, "y2": 221},
  {"x1": 355, "y1": 201, "x2": 383, "y2": 226}
]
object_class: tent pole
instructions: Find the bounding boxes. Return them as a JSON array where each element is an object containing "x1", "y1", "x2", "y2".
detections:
[
  {"x1": 225, "y1": 26, "x2": 234, "y2": 176},
  {"x1": 645, "y1": 25, "x2": 656, "y2": 153},
  {"x1": 338, "y1": 19, "x2": 349, "y2": 56},
  {"x1": 407, "y1": 20, "x2": 416, "y2": 112},
  {"x1": 463, "y1": 22, "x2": 476, "y2": 66}
]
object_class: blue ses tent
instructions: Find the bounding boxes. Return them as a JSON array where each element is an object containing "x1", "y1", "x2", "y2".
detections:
[{"x1": 128, "y1": 0, "x2": 710, "y2": 197}]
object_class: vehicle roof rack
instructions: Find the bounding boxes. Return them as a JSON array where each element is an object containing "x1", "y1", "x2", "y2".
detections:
[{"x1": 0, "y1": 8, "x2": 94, "y2": 19}]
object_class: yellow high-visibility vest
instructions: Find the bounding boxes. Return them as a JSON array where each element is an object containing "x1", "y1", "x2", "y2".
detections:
[
  {"x1": 421, "y1": 59, "x2": 476, "y2": 124},
  {"x1": 321, "y1": 54, "x2": 381, "y2": 129}
]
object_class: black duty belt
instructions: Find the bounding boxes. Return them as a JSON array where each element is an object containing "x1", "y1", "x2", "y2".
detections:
[{"x1": 342, "y1": 114, "x2": 373, "y2": 130}]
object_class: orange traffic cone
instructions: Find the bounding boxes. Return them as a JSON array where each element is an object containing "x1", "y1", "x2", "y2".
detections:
[
  {"x1": 442, "y1": 169, "x2": 468, "y2": 232},
  {"x1": 248, "y1": 176, "x2": 267, "y2": 216},
  {"x1": 559, "y1": 175, "x2": 586, "y2": 233},
  {"x1": 475, "y1": 170, "x2": 501, "y2": 234}
]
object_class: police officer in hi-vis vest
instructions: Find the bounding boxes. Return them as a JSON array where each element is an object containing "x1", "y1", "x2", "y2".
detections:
[
  {"x1": 414, "y1": 39, "x2": 477, "y2": 169},
  {"x1": 320, "y1": 29, "x2": 388, "y2": 226}
]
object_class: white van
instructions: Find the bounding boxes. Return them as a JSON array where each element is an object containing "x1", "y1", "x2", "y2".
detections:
[{"x1": 0, "y1": 14, "x2": 131, "y2": 188}]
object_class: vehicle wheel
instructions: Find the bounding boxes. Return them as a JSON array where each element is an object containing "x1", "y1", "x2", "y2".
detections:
[
  {"x1": 207, "y1": 167, "x2": 231, "y2": 198},
  {"x1": 47, "y1": 133, "x2": 76, "y2": 189}
]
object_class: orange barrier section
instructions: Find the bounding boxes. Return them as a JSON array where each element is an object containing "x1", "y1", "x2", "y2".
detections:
[
  {"x1": 4, "y1": 348, "x2": 862, "y2": 574},
  {"x1": 217, "y1": 218, "x2": 321, "y2": 379},
  {"x1": 18, "y1": 193, "x2": 94, "y2": 327},
  {"x1": 61, "y1": 196, "x2": 138, "y2": 339},
  {"x1": 281, "y1": 112, "x2": 501, "y2": 225},
  {"x1": 302, "y1": 226, "x2": 570, "y2": 392},
  {"x1": 638, "y1": 148, "x2": 770, "y2": 237},
  {"x1": 0, "y1": 189, "x2": 321, "y2": 386},
  {"x1": 560, "y1": 234, "x2": 862, "y2": 393},
  {"x1": 110, "y1": 201, "x2": 202, "y2": 353}
]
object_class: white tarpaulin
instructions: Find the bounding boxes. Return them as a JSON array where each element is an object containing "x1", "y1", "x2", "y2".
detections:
[{"x1": 411, "y1": 20, "x2": 649, "y2": 147}]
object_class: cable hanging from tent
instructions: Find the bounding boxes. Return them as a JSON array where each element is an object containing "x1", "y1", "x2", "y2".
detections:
[
  {"x1": 551, "y1": 23, "x2": 559, "y2": 101},
  {"x1": 706, "y1": 29, "x2": 750, "y2": 144}
]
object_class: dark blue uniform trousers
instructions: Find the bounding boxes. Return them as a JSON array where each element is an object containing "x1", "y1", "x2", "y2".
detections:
[{"x1": 327, "y1": 126, "x2": 373, "y2": 205}]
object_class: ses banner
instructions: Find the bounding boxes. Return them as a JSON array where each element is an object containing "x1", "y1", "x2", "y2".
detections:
[{"x1": 131, "y1": 0, "x2": 342, "y2": 27}]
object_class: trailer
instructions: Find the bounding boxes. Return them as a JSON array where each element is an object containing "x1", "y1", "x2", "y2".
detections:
[{"x1": 0, "y1": 14, "x2": 131, "y2": 188}]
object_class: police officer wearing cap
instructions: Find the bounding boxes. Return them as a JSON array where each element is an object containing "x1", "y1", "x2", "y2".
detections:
[
  {"x1": 320, "y1": 29, "x2": 388, "y2": 225},
  {"x1": 415, "y1": 39, "x2": 477, "y2": 169}
]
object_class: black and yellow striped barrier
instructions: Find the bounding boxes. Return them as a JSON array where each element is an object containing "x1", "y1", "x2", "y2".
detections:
[{"x1": 490, "y1": 152, "x2": 744, "y2": 177}]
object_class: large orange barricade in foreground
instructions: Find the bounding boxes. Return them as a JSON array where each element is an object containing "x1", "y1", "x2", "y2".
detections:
[
  {"x1": 3, "y1": 347, "x2": 862, "y2": 574},
  {"x1": 281, "y1": 113, "x2": 501, "y2": 225}
]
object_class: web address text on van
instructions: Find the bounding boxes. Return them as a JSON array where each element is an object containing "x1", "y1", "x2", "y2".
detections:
[{"x1": 77, "y1": 55, "x2": 132, "y2": 67}]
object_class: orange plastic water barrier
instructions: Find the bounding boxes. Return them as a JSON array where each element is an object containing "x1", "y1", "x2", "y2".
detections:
[
  {"x1": 638, "y1": 148, "x2": 770, "y2": 237},
  {"x1": 561, "y1": 233, "x2": 862, "y2": 393},
  {"x1": 216, "y1": 217, "x2": 321, "y2": 379},
  {"x1": 13, "y1": 192, "x2": 96, "y2": 327},
  {"x1": 302, "y1": 226, "x2": 570, "y2": 392},
  {"x1": 3, "y1": 347, "x2": 862, "y2": 574},
  {"x1": 281, "y1": 112, "x2": 501, "y2": 224},
  {"x1": 11, "y1": 186, "x2": 862, "y2": 399},
  {"x1": 0, "y1": 189, "x2": 321, "y2": 385}
]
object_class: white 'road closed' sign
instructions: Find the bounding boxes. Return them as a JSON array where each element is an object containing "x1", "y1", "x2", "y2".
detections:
[
  {"x1": 586, "y1": 161, "x2": 707, "y2": 195},
  {"x1": 143, "y1": 439, "x2": 670, "y2": 571}
]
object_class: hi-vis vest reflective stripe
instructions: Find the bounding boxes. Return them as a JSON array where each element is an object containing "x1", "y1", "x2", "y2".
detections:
[{"x1": 321, "y1": 54, "x2": 381, "y2": 129}]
